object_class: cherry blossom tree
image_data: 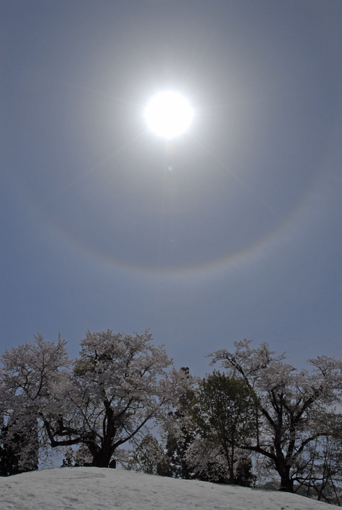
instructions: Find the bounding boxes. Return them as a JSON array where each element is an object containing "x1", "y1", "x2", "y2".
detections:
[
  {"x1": 0, "y1": 330, "x2": 187, "y2": 468},
  {"x1": 294, "y1": 434, "x2": 342, "y2": 504},
  {"x1": 0, "y1": 334, "x2": 69, "y2": 469},
  {"x1": 209, "y1": 340, "x2": 342, "y2": 492}
]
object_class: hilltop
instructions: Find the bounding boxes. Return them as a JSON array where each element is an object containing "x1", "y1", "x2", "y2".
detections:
[{"x1": 0, "y1": 467, "x2": 339, "y2": 510}]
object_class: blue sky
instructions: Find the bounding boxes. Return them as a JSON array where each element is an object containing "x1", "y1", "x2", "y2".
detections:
[{"x1": 1, "y1": 0, "x2": 341, "y2": 375}]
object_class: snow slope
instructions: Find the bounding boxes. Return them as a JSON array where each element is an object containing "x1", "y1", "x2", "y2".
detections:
[{"x1": 0, "y1": 467, "x2": 339, "y2": 510}]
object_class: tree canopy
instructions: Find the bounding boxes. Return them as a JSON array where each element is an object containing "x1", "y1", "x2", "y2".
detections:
[
  {"x1": 2, "y1": 333, "x2": 342, "y2": 505},
  {"x1": 0, "y1": 331, "x2": 187, "y2": 468},
  {"x1": 188, "y1": 371, "x2": 257, "y2": 484},
  {"x1": 209, "y1": 340, "x2": 342, "y2": 492}
]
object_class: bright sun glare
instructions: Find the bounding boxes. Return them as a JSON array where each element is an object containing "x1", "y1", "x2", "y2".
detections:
[{"x1": 145, "y1": 91, "x2": 194, "y2": 139}]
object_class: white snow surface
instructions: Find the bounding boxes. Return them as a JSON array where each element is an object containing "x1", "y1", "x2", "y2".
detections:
[{"x1": 0, "y1": 467, "x2": 339, "y2": 510}]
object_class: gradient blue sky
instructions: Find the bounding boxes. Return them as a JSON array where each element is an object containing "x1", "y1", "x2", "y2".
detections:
[{"x1": 1, "y1": 0, "x2": 341, "y2": 375}]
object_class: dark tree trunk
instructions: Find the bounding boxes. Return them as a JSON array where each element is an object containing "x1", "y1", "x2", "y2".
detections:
[
  {"x1": 278, "y1": 467, "x2": 294, "y2": 492},
  {"x1": 90, "y1": 447, "x2": 114, "y2": 467},
  {"x1": 86, "y1": 437, "x2": 116, "y2": 468}
]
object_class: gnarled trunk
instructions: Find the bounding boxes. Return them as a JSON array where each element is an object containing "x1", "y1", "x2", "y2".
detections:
[
  {"x1": 278, "y1": 465, "x2": 294, "y2": 492},
  {"x1": 90, "y1": 446, "x2": 115, "y2": 467}
]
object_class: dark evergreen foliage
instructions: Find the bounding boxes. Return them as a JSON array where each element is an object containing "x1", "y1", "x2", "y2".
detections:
[
  {"x1": 164, "y1": 413, "x2": 197, "y2": 479},
  {"x1": 0, "y1": 419, "x2": 38, "y2": 477}
]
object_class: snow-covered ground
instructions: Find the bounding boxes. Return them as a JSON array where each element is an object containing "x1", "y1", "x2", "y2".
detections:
[{"x1": 0, "y1": 467, "x2": 339, "y2": 510}]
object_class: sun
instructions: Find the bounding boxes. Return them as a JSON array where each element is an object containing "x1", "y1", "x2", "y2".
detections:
[{"x1": 144, "y1": 91, "x2": 194, "y2": 139}]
